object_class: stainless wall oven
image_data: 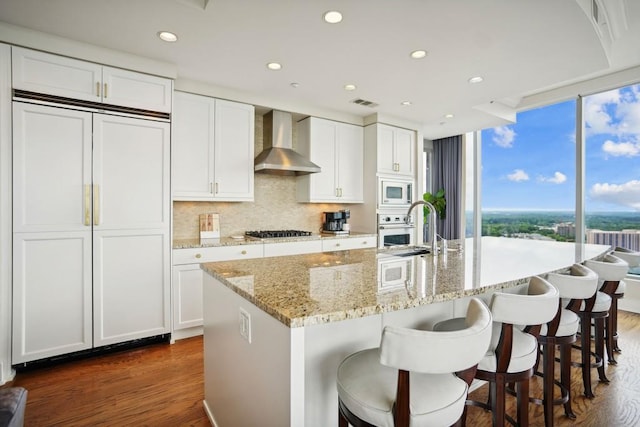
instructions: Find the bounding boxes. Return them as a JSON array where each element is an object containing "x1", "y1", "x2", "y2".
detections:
[{"x1": 377, "y1": 213, "x2": 415, "y2": 248}]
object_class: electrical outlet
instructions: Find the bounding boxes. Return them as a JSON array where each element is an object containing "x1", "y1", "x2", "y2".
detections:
[{"x1": 239, "y1": 307, "x2": 252, "y2": 343}]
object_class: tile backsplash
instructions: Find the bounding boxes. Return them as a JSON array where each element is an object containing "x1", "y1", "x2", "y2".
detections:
[
  {"x1": 172, "y1": 112, "x2": 348, "y2": 240},
  {"x1": 173, "y1": 175, "x2": 346, "y2": 239}
]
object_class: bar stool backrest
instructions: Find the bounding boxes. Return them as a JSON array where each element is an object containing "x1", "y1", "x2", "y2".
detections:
[
  {"x1": 380, "y1": 298, "x2": 492, "y2": 374},
  {"x1": 489, "y1": 276, "x2": 559, "y2": 326},
  {"x1": 585, "y1": 254, "x2": 629, "y2": 283},
  {"x1": 546, "y1": 263, "x2": 598, "y2": 300},
  {"x1": 613, "y1": 247, "x2": 640, "y2": 268}
]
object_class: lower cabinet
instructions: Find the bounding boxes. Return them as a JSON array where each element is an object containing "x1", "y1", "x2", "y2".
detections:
[{"x1": 171, "y1": 236, "x2": 376, "y2": 338}]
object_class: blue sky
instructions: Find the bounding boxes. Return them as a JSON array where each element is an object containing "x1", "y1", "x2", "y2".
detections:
[{"x1": 481, "y1": 83, "x2": 640, "y2": 212}]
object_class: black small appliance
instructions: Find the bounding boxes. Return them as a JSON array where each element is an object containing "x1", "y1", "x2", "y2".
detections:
[{"x1": 322, "y1": 210, "x2": 350, "y2": 234}]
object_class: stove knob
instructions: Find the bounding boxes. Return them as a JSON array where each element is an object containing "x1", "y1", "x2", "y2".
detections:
[{"x1": 384, "y1": 216, "x2": 391, "y2": 222}]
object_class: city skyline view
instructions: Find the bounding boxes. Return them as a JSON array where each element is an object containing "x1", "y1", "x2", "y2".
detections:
[{"x1": 480, "y1": 83, "x2": 640, "y2": 213}]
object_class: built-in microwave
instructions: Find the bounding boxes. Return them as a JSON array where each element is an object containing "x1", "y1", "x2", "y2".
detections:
[{"x1": 379, "y1": 179, "x2": 412, "y2": 207}]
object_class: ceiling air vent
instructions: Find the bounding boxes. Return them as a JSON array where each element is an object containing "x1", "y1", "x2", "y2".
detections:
[{"x1": 351, "y1": 98, "x2": 379, "y2": 108}]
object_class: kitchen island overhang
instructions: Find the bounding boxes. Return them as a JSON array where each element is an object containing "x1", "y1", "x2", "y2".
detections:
[{"x1": 201, "y1": 237, "x2": 611, "y2": 427}]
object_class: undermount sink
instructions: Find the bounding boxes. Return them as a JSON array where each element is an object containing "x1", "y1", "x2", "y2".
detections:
[{"x1": 380, "y1": 246, "x2": 432, "y2": 257}]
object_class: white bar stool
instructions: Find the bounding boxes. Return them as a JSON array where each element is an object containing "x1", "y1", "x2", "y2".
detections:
[
  {"x1": 544, "y1": 264, "x2": 598, "y2": 424},
  {"x1": 433, "y1": 276, "x2": 559, "y2": 427},
  {"x1": 559, "y1": 263, "x2": 609, "y2": 398},
  {"x1": 336, "y1": 298, "x2": 492, "y2": 427},
  {"x1": 585, "y1": 253, "x2": 629, "y2": 365},
  {"x1": 611, "y1": 247, "x2": 640, "y2": 353}
]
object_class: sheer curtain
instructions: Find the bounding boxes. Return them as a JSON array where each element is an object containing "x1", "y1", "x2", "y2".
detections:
[{"x1": 432, "y1": 135, "x2": 462, "y2": 239}]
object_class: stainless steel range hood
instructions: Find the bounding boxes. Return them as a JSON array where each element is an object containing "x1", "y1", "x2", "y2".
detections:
[{"x1": 254, "y1": 110, "x2": 321, "y2": 176}]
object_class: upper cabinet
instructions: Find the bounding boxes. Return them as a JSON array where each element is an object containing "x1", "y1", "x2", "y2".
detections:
[
  {"x1": 297, "y1": 117, "x2": 364, "y2": 203},
  {"x1": 369, "y1": 123, "x2": 415, "y2": 177},
  {"x1": 11, "y1": 47, "x2": 172, "y2": 113},
  {"x1": 172, "y1": 91, "x2": 255, "y2": 201}
]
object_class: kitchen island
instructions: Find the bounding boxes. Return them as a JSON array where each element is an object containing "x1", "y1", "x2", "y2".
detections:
[{"x1": 201, "y1": 237, "x2": 610, "y2": 427}]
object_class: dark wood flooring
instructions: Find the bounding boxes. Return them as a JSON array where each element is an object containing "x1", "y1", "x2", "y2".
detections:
[{"x1": 2, "y1": 310, "x2": 640, "y2": 426}]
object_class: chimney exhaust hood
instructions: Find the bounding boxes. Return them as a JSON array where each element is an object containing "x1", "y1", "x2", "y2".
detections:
[{"x1": 254, "y1": 110, "x2": 321, "y2": 176}]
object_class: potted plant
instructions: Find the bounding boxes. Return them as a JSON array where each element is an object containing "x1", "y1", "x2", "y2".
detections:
[{"x1": 423, "y1": 188, "x2": 446, "y2": 220}]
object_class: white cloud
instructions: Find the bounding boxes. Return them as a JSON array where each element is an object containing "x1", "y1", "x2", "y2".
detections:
[
  {"x1": 492, "y1": 126, "x2": 516, "y2": 148},
  {"x1": 602, "y1": 140, "x2": 640, "y2": 157},
  {"x1": 585, "y1": 85, "x2": 640, "y2": 136},
  {"x1": 539, "y1": 171, "x2": 567, "y2": 184},
  {"x1": 589, "y1": 180, "x2": 640, "y2": 211},
  {"x1": 507, "y1": 169, "x2": 529, "y2": 182}
]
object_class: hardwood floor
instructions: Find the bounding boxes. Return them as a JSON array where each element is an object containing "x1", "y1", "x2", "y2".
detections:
[{"x1": 2, "y1": 310, "x2": 640, "y2": 426}]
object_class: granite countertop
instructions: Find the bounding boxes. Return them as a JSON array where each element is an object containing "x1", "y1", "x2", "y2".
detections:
[
  {"x1": 173, "y1": 232, "x2": 377, "y2": 249},
  {"x1": 201, "y1": 237, "x2": 611, "y2": 328}
]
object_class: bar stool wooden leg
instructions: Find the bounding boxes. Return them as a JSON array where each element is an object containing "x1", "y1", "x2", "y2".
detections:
[
  {"x1": 579, "y1": 312, "x2": 595, "y2": 398},
  {"x1": 542, "y1": 338, "x2": 555, "y2": 427},
  {"x1": 594, "y1": 317, "x2": 610, "y2": 384},
  {"x1": 559, "y1": 340, "x2": 576, "y2": 419}
]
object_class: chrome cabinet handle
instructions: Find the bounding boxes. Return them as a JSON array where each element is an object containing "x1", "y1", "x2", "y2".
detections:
[
  {"x1": 241, "y1": 250, "x2": 247, "y2": 255},
  {"x1": 195, "y1": 253, "x2": 202, "y2": 259},
  {"x1": 96, "y1": 82, "x2": 101, "y2": 97},
  {"x1": 103, "y1": 83, "x2": 108, "y2": 98}
]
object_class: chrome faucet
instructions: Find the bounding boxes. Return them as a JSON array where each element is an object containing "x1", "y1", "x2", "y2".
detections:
[{"x1": 406, "y1": 200, "x2": 439, "y2": 255}]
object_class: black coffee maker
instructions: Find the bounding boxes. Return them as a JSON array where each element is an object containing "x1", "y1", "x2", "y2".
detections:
[{"x1": 323, "y1": 210, "x2": 350, "y2": 234}]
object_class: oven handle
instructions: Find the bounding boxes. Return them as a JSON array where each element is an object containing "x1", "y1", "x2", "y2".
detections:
[{"x1": 378, "y1": 224, "x2": 415, "y2": 230}]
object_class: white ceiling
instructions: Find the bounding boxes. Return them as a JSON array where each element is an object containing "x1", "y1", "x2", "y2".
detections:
[{"x1": 1, "y1": 0, "x2": 639, "y2": 139}]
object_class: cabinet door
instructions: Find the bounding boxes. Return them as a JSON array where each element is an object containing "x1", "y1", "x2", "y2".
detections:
[
  {"x1": 12, "y1": 102, "x2": 93, "y2": 233},
  {"x1": 213, "y1": 99, "x2": 255, "y2": 200},
  {"x1": 394, "y1": 127, "x2": 415, "y2": 177},
  {"x1": 172, "y1": 264, "x2": 204, "y2": 330},
  {"x1": 93, "y1": 114, "x2": 171, "y2": 230},
  {"x1": 12, "y1": 232, "x2": 93, "y2": 363},
  {"x1": 12, "y1": 47, "x2": 101, "y2": 103},
  {"x1": 307, "y1": 118, "x2": 338, "y2": 201},
  {"x1": 376, "y1": 124, "x2": 397, "y2": 175},
  {"x1": 336, "y1": 123, "x2": 363, "y2": 202},
  {"x1": 92, "y1": 115, "x2": 170, "y2": 346},
  {"x1": 93, "y1": 230, "x2": 170, "y2": 346},
  {"x1": 172, "y1": 92, "x2": 216, "y2": 200},
  {"x1": 102, "y1": 66, "x2": 172, "y2": 113}
]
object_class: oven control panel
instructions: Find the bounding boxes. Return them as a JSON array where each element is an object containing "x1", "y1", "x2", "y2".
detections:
[{"x1": 377, "y1": 214, "x2": 413, "y2": 225}]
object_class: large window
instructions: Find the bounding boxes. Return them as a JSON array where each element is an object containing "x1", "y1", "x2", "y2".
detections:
[
  {"x1": 585, "y1": 83, "x2": 640, "y2": 274},
  {"x1": 480, "y1": 99, "x2": 576, "y2": 241}
]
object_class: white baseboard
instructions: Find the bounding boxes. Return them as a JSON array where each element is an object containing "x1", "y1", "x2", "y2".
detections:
[{"x1": 172, "y1": 326, "x2": 203, "y2": 341}]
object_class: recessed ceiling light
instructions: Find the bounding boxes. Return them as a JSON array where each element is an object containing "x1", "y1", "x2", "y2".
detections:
[
  {"x1": 444, "y1": 113, "x2": 455, "y2": 119},
  {"x1": 290, "y1": 82, "x2": 299, "y2": 88},
  {"x1": 401, "y1": 101, "x2": 412, "y2": 106},
  {"x1": 266, "y1": 62, "x2": 282, "y2": 70},
  {"x1": 344, "y1": 84, "x2": 357, "y2": 91},
  {"x1": 468, "y1": 76, "x2": 484, "y2": 84},
  {"x1": 157, "y1": 31, "x2": 178, "y2": 42},
  {"x1": 323, "y1": 10, "x2": 343, "y2": 24},
  {"x1": 410, "y1": 50, "x2": 427, "y2": 59}
]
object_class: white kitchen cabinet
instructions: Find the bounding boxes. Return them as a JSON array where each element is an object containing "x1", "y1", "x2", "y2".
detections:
[
  {"x1": 171, "y1": 243, "x2": 263, "y2": 338},
  {"x1": 172, "y1": 91, "x2": 255, "y2": 201},
  {"x1": 369, "y1": 123, "x2": 415, "y2": 177},
  {"x1": 321, "y1": 235, "x2": 376, "y2": 252},
  {"x1": 173, "y1": 264, "x2": 206, "y2": 331},
  {"x1": 11, "y1": 47, "x2": 172, "y2": 113},
  {"x1": 296, "y1": 117, "x2": 363, "y2": 203},
  {"x1": 12, "y1": 102, "x2": 171, "y2": 363}
]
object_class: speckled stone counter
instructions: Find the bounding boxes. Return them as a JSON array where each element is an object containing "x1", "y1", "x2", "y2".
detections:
[
  {"x1": 201, "y1": 236, "x2": 611, "y2": 327},
  {"x1": 202, "y1": 236, "x2": 611, "y2": 427},
  {"x1": 173, "y1": 231, "x2": 377, "y2": 249}
]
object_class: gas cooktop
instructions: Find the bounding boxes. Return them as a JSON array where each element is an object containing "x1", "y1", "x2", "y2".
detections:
[{"x1": 245, "y1": 230, "x2": 313, "y2": 239}]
